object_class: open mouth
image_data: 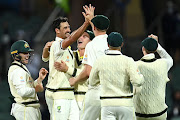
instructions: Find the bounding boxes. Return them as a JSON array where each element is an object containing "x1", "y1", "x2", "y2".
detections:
[
  {"x1": 66, "y1": 33, "x2": 70, "y2": 36},
  {"x1": 77, "y1": 40, "x2": 83, "y2": 44}
]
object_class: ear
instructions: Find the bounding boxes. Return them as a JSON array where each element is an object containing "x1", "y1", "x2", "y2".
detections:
[
  {"x1": 121, "y1": 42, "x2": 124, "y2": 48},
  {"x1": 93, "y1": 26, "x2": 96, "y2": 31},
  {"x1": 55, "y1": 28, "x2": 60, "y2": 34},
  {"x1": 142, "y1": 46, "x2": 147, "y2": 55},
  {"x1": 142, "y1": 46, "x2": 145, "y2": 51}
]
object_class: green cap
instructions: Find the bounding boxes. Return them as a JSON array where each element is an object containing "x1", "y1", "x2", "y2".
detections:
[
  {"x1": 141, "y1": 37, "x2": 158, "y2": 51},
  {"x1": 10, "y1": 40, "x2": 34, "y2": 55},
  {"x1": 107, "y1": 32, "x2": 123, "y2": 47},
  {"x1": 86, "y1": 30, "x2": 95, "y2": 40},
  {"x1": 91, "y1": 15, "x2": 110, "y2": 30}
]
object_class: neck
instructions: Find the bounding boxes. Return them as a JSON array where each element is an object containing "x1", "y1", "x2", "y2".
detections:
[
  {"x1": 109, "y1": 46, "x2": 121, "y2": 51},
  {"x1": 94, "y1": 31, "x2": 106, "y2": 36},
  {"x1": 56, "y1": 34, "x2": 63, "y2": 39},
  {"x1": 78, "y1": 49, "x2": 85, "y2": 57},
  {"x1": 143, "y1": 50, "x2": 148, "y2": 56}
]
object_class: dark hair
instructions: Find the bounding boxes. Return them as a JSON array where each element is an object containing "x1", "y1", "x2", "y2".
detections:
[
  {"x1": 96, "y1": 27, "x2": 108, "y2": 32},
  {"x1": 144, "y1": 48, "x2": 156, "y2": 54},
  {"x1": 52, "y1": 17, "x2": 68, "y2": 30}
]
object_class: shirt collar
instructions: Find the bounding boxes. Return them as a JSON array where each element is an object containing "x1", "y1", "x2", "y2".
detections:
[
  {"x1": 13, "y1": 61, "x2": 29, "y2": 72},
  {"x1": 93, "y1": 34, "x2": 108, "y2": 41},
  {"x1": 55, "y1": 37, "x2": 63, "y2": 42},
  {"x1": 141, "y1": 53, "x2": 155, "y2": 60},
  {"x1": 105, "y1": 50, "x2": 122, "y2": 55}
]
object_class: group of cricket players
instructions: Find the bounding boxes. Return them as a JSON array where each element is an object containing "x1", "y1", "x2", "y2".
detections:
[{"x1": 8, "y1": 4, "x2": 173, "y2": 120}]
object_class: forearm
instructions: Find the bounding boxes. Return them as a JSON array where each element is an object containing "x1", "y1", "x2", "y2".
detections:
[
  {"x1": 34, "y1": 79, "x2": 44, "y2": 92},
  {"x1": 62, "y1": 21, "x2": 89, "y2": 49},
  {"x1": 42, "y1": 48, "x2": 50, "y2": 58},
  {"x1": 156, "y1": 44, "x2": 173, "y2": 70},
  {"x1": 16, "y1": 85, "x2": 35, "y2": 98},
  {"x1": 75, "y1": 68, "x2": 89, "y2": 84}
]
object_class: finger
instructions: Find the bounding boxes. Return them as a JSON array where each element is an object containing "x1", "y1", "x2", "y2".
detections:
[
  {"x1": 61, "y1": 60, "x2": 64, "y2": 63},
  {"x1": 83, "y1": 6, "x2": 88, "y2": 14},
  {"x1": 82, "y1": 12, "x2": 86, "y2": 18},
  {"x1": 44, "y1": 69, "x2": 48, "y2": 73},
  {"x1": 85, "y1": 5, "x2": 90, "y2": 11},
  {"x1": 89, "y1": 4, "x2": 91, "y2": 9}
]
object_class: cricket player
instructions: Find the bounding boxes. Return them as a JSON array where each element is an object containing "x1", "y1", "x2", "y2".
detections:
[
  {"x1": 54, "y1": 30, "x2": 95, "y2": 114},
  {"x1": 69, "y1": 15, "x2": 110, "y2": 120},
  {"x1": 89, "y1": 32, "x2": 144, "y2": 120},
  {"x1": 8, "y1": 40, "x2": 48, "y2": 120},
  {"x1": 133, "y1": 34, "x2": 173, "y2": 120},
  {"x1": 42, "y1": 5, "x2": 95, "y2": 120}
]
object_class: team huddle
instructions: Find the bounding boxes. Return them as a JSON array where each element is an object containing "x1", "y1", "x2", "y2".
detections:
[{"x1": 8, "y1": 4, "x2": 173, "y2": 120}]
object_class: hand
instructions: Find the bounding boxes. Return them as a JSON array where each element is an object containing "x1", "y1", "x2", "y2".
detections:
[
  {"x1": 69, "y1": 77, "x2": 76, "y2": 86},
  {"x1": 44, "y1": 41, "x2": 54, "y2": 49},
  {"x1": 82, "y1": 4, "x2": 95, "y2": 22},
  {"x1": 38, "y1": 68, "x2": 48, "y2": 82},
  {"x1": 54, "y1": 60, "x2": 68, "y2": 73},
  {"x1": 148, "y1": 34, "x2": 158, "y2": 42}
]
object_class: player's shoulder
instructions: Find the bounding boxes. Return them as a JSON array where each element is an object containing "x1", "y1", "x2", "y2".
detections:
[
  {"x1": 9, "y1": 66, "x2": 26, "y2": 75},
  {"x1": 84, "y1": 41, "x2": 93, "y2": 51},
  {"x1": 86, "y1": 41, "x2": 93, "y2": 47},
  {"x1": 121, "y1": 55, "x2": 134, "y2": 61}
]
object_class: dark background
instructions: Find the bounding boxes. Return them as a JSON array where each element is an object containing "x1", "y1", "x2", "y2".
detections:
[{"x1": 0, "y1": 0, "x2": 180, "y2": 119}]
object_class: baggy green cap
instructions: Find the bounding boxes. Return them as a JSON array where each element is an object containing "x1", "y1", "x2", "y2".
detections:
[
  {"x1": 141, "y1": 37, "x2": 158, "y2": 51},
  {"x1": 91, "y1": 15, "x2": 110, "y2": 30},
  {"x1": 85, "y1": 30, "x2": 95, "y2": 40},
  {"x1": 107, "y1": 32, "x2": 123, "y2": 47},
  {"x1": 10, "y1": 40, "x2": 34, "y2": 55}
]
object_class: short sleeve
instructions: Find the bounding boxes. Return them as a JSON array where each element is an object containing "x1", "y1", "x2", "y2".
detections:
[
  {"x1": 42, "y1": 55, "x2": 49, "y2": 62},
  {"x1": 53, "y1": 40, "x2": 64, "y2": 60},
  {"x1": 82, "y1": 42, "x2": 95, "y2": 67}
]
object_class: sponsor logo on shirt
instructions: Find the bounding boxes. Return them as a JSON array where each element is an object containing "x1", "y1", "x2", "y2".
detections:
[
  {"x1": 20, "y1": 76, "x2": 24, "y2": 82},
  {"x1": 28, "y1": 77, "x2": 33, "y2": 84},
  {"x1": 66, "y1": 56, "x2": 70, "y2": 62},
  {"x1": 84, "y1": 54, "x2": 88, "y2": 61},
  {"x1": 137, "y1": 69, "x2": 141, "y2": 74},
  {"x1": 20, "y1": 80, "x2": 25, "y2": 82},
  {"x1": 57, "y1": 106, "x2": 61, "y2": 113}
]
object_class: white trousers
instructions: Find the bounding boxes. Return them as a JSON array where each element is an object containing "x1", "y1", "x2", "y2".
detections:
[
  {"x1": 11, "y1": 103, "x2": 41, "y2": 120},
  {"x1": 46, "y1": 97, "x2": 79, "y2": 120},
  {"x1": 101, "y1": 106, "x2": 136, "y2": 120},
  {"x1": 80, "y1": 86, "x2": 101, "y2": 120}
]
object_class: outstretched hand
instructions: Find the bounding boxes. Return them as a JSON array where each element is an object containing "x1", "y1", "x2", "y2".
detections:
[{"x1": 82, "y1": 4, "x2": 95, "y2": 22}]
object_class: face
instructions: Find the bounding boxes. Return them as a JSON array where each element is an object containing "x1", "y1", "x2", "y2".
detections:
[
  {"x1": 19, "y1": 53, "x2": 30, "y2": 64},
  {"x1": 56, "y1": 22, "x2": 71, "y2": 39},
  {"x1": 77, "y1": 32, "x2": 91, "y2": 50}
]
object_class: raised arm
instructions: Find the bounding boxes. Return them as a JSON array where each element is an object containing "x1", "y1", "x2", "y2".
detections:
[
  {"x1": 61, "y1": 4, "x2": 95, "y2": 49},
  {"x1": 42, "y1": 41, "x2": 54, "y2": 62},
  {"x1": 148, "y1": 34, "x2": 173, "y2": 70},
  {"x1": 34, "y1": 68, "x2": 48, "y2": 92}
]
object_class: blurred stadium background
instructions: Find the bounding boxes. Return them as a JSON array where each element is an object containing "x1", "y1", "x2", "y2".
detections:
[{"x1": 0, "y1": 0, "x2": 180, "y2": 119}]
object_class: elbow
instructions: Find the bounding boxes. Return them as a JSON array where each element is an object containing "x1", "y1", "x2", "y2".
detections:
[
  {"x1": 170, "y1": 57, "x2": 173, "y2": 67},
  {"x1": 18, "y1": 92, "x2": 27, "y2": 98},
  {"x1": 17, "y1": 90, "x2": 32, "y2": 98}
]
